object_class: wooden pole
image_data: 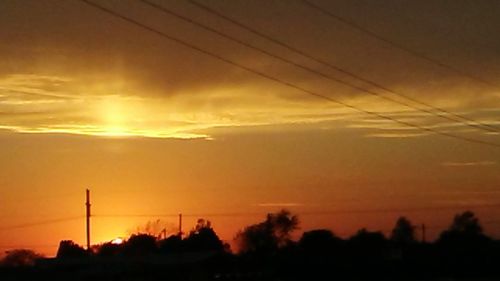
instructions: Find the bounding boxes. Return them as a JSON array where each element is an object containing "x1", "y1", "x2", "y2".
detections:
[{"x1": 86, "y1": 189, "x2": 91, "y2": 251}]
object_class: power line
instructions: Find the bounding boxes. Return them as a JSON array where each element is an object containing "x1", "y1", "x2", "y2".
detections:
[
  {"x1": 94, "y1": 213, "x2": 260, "y2": 218},
  {"x1": 303, "y1": 203, "x2": 500, "y2": 215},
  {"x1": 78, "y1": 0, "x2": 500, "y2": 149},
  {"x1": 300, "y1": 0, "x2": 500, "y2": 90},
  {"x1": 0, "y1": 216, "x2": 84, "y2": 231},
  {"x1": 0, "y1": 244, "x2": 59, "y2": 250},
  {"x1": 186, "y1": 0, "x2": 499, "y2": 134},
  {"x1": 94, "y1": 203, "x2": 500, "y2": 219}
]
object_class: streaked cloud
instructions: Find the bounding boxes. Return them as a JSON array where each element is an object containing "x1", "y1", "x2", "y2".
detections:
[
  {"x1": 349, "y1": 108, "x2": 500, "y2": 138},
  {"x1": 0, "y1": 1, "x2": 499, "y2": 141},
  {"x1": 256, "y1": 203, "x2": 304, "y2": 207},
  {"x1": 0, "y1": 73, "x2": 360, "y2": 139},
  {"x1": 441, "y1": 161, "x2": 496, "y2": 167},
  {"x1": 1, "y1": 72, "x2": 499, "y2": 140},
  {"x1": 365, "y1": 132, "x2": 431, "y2": 138}
]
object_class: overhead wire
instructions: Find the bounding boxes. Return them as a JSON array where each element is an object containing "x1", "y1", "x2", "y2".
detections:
[
  {"x1": 78, "y1": 0, "x2": 500, "y2": 149},
  {"x1": 186, "y1": 0, "x2": 499, "y2": 134},
  {"x1": 0, "y1": 244, "x2": 59, "y2": 250},
  {"x1": 93, "y1": 203, "x2": 500, "y2": 218},
  {"x1": 0, "y1": 216, "x2": 84, "y2": 231},
  {"x1": 300, "y1": 0, "x2": 500, "y2": 91}
]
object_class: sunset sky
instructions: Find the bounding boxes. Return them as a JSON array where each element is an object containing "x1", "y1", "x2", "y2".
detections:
[{"x1": 1, "y1": 0, "x2": 499, "y2": 256}]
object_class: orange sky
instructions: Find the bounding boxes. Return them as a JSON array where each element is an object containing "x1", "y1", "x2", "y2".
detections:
[{"x1": 0, "y1": 0, "x2": 499, "y2": 256}]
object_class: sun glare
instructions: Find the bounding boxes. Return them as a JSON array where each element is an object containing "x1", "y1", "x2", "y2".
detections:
[
  {"x1": 111, "y1": 238, "x2": 124, "y2": 245},
  {"x1": 100, "y1": 96, "x2": 129, "y2": 134}
]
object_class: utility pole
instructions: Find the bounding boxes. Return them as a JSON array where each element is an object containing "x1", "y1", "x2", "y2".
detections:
[
  {"x1": 178, "y1": 213, "x2": 182, "y2": 238},
  {"x1": 86, "y1": 189, "x2": 91, "y2": 251},
  {"x1": 421, "y1": 223, "x2": 426, "y2": 243}
]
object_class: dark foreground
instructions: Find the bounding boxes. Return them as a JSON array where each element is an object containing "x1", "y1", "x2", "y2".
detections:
[
  {"x1": 3, "y1": 211, "x2": 500, "y2": 280},
  {"x1": 2, "y1": 252, "x2": 500, "y2": 281}
]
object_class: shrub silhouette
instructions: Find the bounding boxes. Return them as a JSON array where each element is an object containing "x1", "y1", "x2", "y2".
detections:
[
  {"x1": 350, "y1": 228, "x2": 387, "y2": 246},
  {"x1": 299, "y1": 229, "x2": 342, "y2": 255},
  {"x1": 158, "y1": 234, "x2": 183, "y2": 254},
  {"x1": 56, "y1": 240, "x2": 87, "y2": 259},
  {"x1": 122, "y1": 234, "x2": 157, "y2": 256},
  {"x1": 348, "y1": 228, "x2": 388, "y2": 260},
  {"x1": 1, "y1": 249, "x2": 44, "y2": 267},
  {"x1": 95, "y1": 242, "x2": 122, "y2": 257}
]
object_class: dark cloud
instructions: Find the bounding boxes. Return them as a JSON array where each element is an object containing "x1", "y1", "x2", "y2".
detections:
[
  {"x1": 0, "y1": 0, "x2": 499, "y2": 138},
  {"x1": 1, "y1": 0, "x2": 499, "y2": 97}
]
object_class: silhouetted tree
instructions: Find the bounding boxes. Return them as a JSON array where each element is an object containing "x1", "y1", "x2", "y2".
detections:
[
  {"x1": 235, "y1": 209, "x2": 299, "y2": 254},
  {"x1": 268, "y1": 210, "x2": 299, "y2": 247},
  {"x1": 438, "y1": 211, "x2": 490, "y2": 245},
  {"x1": 56, "y1": 240, "x2": 87, "y2": 259},
  {"x1": 435, "y1": 211, "x2": 493, "y2": 274},
  {"x1": 299, "y1": 229, "x2": 342, "y2": 255},
  {"x1": 390, "y1": 216, "x2": 416, "y2": 244},
  {"x1": 449, "y1": 211, "x2": 483, "y2": 234},
  {"x1": 1, "y1": 249, "x2": 44, "y2": 267},
  {"x1": 235, "y1": 223, "x2": 275, "y2": 253},
  {"x1": 184, "y1": 219, "x2": 226, "y2": 252},
  {"x1": 192, "y1": 218, "x2": 211, "y2": 232},
  {"x1": 122, "y1": 234, "x2": 157, "y2": 256}
]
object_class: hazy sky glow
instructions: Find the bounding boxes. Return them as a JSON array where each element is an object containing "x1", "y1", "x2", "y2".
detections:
[{"x1": 0, "y1": 0, "x2": 499, "y2": 256}]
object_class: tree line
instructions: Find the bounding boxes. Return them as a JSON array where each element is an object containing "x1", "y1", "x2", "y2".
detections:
[{"x1": 2, "y1": 209, "x2": 500, "y2": 279}]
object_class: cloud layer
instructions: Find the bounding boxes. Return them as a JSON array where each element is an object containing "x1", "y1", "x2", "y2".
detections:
[{"x1": 0, "y1": 0, "x2": 499, "y2": 139}]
